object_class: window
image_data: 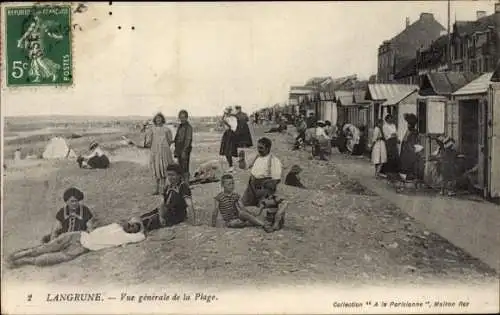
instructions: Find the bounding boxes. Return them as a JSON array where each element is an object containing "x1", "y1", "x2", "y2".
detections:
[{"x1": 417, "y1": 100, "x2": 427, "y2": 134}]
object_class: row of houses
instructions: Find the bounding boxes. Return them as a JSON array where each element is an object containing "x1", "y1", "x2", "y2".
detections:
[{"x1": 269, "y1": 3, "x2": 500, "y2": 199}]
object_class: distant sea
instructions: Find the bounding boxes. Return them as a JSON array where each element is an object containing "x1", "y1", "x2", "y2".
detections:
[{"x1": 4, "y1": 115, "x2": 218, "y2": 123}]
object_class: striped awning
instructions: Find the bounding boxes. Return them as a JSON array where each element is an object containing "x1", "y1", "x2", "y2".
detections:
[{"x1": 368, "y1": 84, "x2": 418, "y2": 102}]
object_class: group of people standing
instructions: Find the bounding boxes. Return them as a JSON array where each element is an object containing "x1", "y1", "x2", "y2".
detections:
[
  {"x1": 144, "y1": 110, "x2": 193, "y2": 194},
  {"x1": 371, "y1": 113, "x2": 460, "y2": 196}
]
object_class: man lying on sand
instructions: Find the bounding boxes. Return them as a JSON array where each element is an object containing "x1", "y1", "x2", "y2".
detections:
[
  {"x1": 8, "y1": 217, "x2": 146, "y2": 268},
  {"x1": 189, "y1": 159, "x2": 222, "y2": 186}
]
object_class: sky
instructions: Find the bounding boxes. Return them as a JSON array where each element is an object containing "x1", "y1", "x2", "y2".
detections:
[{"x1": 1, "y1": 1, "x2": 497, "y2": 117}]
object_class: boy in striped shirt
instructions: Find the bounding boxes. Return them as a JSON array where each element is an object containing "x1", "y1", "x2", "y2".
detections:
[{"x1": 212, "y1": 174, "x2": 265, "y2": 228}]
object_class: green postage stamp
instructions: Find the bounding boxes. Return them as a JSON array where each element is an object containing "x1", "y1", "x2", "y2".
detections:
[{"x1": 4, "y1": 4, "x2": 73, "y2": 86}]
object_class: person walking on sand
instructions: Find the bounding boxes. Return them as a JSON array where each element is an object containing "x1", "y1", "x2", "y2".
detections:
[
  {"x1": 144, "y1": 112, "x2": 175, "y2": 195},
  {"x1": 174, "y1": 110, "x2": 193, "y2": 183},
  {"x1": 219, "y1": 106, "x2": 239, "y2": 173}
]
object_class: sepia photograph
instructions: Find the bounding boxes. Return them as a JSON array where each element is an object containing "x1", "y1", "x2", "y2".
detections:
[{"x1": 1, "y1": 1, "x2": 499, "y2": 314}]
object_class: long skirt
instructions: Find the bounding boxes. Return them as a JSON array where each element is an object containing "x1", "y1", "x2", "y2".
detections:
[
  {"x1": 220, "y1": 130, "x2": 238, "y2": 158},
  {"x1": 381, "y1": 137, "x2": 399, "y2": 173},
  {"x1": 150, "y1": 141, "x2": 174, "y2": 179},
  {"x1": 337, "y1": 135, "x2": 348, "y2": 153},
  {"x1": 87, "y1": 155, "x2": 110, "y2": 169},
  {"x1": 424, "y1": 161, "x2": 442, "y2": 188},
  {"x1": 400, "y1": 145, "x2": 418, "y2": 178},
  {"x1": 235, "y1": 123, "x2": 253, "y2": 148},
  {"x1": 371, "y1": 140, "x2": 387, "y2": 165}
]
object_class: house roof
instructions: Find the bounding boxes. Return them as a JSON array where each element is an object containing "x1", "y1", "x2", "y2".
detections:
[
  {"x1": 289, "y1": 85, "x2": 316, "y2": 96},
  {"x1": 382, "y1": 89, "x2": 419, "y2": 106},
  {"x1": 454, "y1": 13, "x2": 499, "y2": 36},
  {"x1": 329, "y1": 75, "x2": 358, "y2": 90},
  {"x1": 305, "y1": 77, "x2": 332, "y2": 87},
  {"x1": 381, "y1": 13, "x2": 445, "y2": 73},
  {"x1": 367, "y1": 84, "x2": 418, "y2": 102},
  {"x1": 353, "y1": 90, "x2": 366, "y2": 103},
  {"x1": 335, "y1": 90, "x2": 355, "y2": 106},
  {"x1": 424, "y1": 72, "x2": 479, "y2": 95},
  {"x1": 452, "y1": 72, "x2": 494, "y2": 96}
]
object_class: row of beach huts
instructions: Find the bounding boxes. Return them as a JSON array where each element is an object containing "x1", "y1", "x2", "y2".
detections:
[{"x1": 254, "y1": 69, "x2": 500, "y2": 200}]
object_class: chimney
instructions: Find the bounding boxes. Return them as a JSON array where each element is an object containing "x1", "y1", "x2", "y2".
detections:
[
  {"x1": 420, "y1": 12, "x2": 434, "y2": 21},
  {"x1": 477, "y1": 10, "x2": 487, "y2": 20},
  {"x1": 405, "y1": 17, "x2": 410, "y2": 28},
  {"x1": 496, "y1": 2, "x2": 500, "y2": 13}
]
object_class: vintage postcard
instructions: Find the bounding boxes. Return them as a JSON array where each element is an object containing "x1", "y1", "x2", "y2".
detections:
[{"x1": 1, "y1": 1, "x2": 499, "y2": 314}]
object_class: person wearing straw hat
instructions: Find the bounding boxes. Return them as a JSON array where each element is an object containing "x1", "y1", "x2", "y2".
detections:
[
  {"x1": 77, "y1": 141, "x2": 110, "y2": 169},
  {"x1": 219, "y1": 106, "x2": 239, "y2": 172},
  {"x1": 8, "y1": 217, "x2": 146, "y2": 268},
  {"x1": 435, "y1": 135, "x2": 458, "y2": 196}
]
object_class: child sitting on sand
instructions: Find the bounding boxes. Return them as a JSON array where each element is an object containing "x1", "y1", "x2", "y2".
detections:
[
  {"x1": 212, "y1": 174, "x2": 265, "y2": 228},
  {"x1": 41, "y1": 187, "x2": 94, "y2": 243},
  {"x1": 258, "y1": 182, "x2": 288, "y2": 233},
  {"x1": 141, "y1": 164, "x2": 197, "y2": 230}
]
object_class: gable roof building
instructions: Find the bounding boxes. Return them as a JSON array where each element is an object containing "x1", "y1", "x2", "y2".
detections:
[{"x1": 377, "y1": 13, "x2": 446, "y2": 83}]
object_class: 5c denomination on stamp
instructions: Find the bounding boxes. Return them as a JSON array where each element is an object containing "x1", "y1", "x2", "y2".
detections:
[{"x1": 5, "y1": 4, "x2": 73, "y2": 86}]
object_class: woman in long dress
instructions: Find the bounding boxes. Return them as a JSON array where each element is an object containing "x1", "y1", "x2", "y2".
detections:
[
  {"x1": 399, "y1": 114, "x2": 419, "y2": 180},
  {"x1": 219, "y1": 107, "x2": 238, "y2": 172},
  {"x1": 371, "y1": 119, "x2": 387, "y2": 178},
  {"x1": 234, "y1": 106, "x2": 253, "y2": 149},
  {"x1": 145, "y1": 113, "x2": 174, "y2": 195},
  {"x1": 381, "y1": 115, "x2": 400, "y2": 175}
]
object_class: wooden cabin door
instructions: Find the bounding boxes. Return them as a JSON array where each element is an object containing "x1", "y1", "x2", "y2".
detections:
[
  {"x1": 487, "y1": 84, "x2": 500, "y2": 198},
  {"x1": 478, "y1": 99, "x2": 486, "y2": 195}
]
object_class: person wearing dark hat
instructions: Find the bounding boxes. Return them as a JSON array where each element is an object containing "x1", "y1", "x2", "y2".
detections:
[
  {"x1": 41, "y1": 188, "x2": 94, "y2": 244},
  {"x1": 78, "y1": 142, "x2": 110, "y2": 169},
  {"x1": 399, "y1": 113, "x2": 420, "y2": 181}
]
